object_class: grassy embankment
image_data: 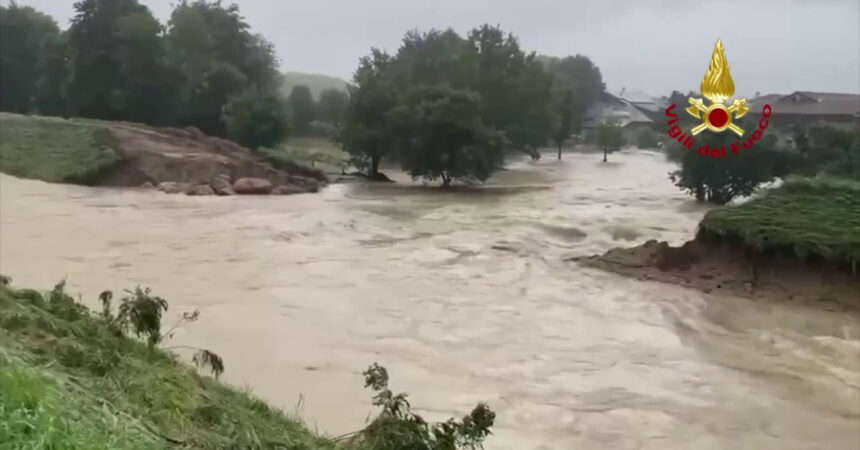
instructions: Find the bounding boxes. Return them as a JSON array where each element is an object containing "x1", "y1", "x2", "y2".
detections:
[
  {"x1": 0, "y1": 113, "x2": 338, "y2": 185},
  {"x1": 0, "y1": 280, "x2": 495, "y2": 449},
  {"x1": 697, "y1": 176, "x2": 860, "y2": 273},
  {"x1": 0, "y1": 282, "x2": 337, "y2": 449},
  {"x1": 0, "y1": 112, "x2": 120, "y2": 184}
]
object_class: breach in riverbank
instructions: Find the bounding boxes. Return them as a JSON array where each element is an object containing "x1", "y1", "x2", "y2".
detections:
[
  {"x1": 571, "y1": 177, "x2": 860, "y2": 310},
  {"x1": 0, "y1": 113, "x2": 327, "y2": 196}
]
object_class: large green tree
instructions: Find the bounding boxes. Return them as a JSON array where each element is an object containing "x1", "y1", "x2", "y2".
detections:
[
  {"x1": 342, "y1": 26, "x2": 608, "y2": 184},
  {"x1": 67, "y1": 0, "x2": 177, "y2": 123},
  {"x1": 340, "y1": 49, "x2": 399, "y2": 177},
  {"x1": 552, "y1": 89, "x2": 575, "y2": 159},
  {"x1": 597, "y1": 122, "x2": 625, "y2": 162},
  {"x1": 395, "y1": 85, "x2": 505, "y2": 186},
  {"x1": 467, "y1": 25, "x2": 555, "y2": 158},
  {"x1": 224, "y1": 89, "x2": 289, "y2": 150},
  {"x1": 0, "y1": 3, "x2": 65, "y2": 114},
  {"x1": 166, "y1": 0, "x2": 279, "y2": 135},
  {"x1": 546, "y1": 54, "x2": 606, "y2": 157},
  {"x1": 287, "y1": 85, "x2": 315, "y2": 135},
  {"x1": 316, "y1": 88, "x2": 349, "y2": 125}
]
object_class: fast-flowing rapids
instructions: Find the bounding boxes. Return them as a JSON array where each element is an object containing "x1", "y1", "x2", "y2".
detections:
[{"x1": 1, "y1": 151, "x2": 858, "y2": 449}]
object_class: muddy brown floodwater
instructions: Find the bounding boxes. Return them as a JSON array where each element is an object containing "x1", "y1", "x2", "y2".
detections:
[{"x1": 1, "y1": 151, "x2": 858, "y2": 449}]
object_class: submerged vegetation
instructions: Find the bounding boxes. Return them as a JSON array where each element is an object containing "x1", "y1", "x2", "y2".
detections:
[
  {"x1": 698, "y1": 177, "x2": 860, "y2": 273},
  {"x1": 0, "y1": 278, "x2": 494, "y2": 450}
]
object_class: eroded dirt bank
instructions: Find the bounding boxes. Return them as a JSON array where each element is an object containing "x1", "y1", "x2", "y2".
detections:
[
  {"x1": 571, "y1": 239, "x2": 860, "y2": 311},
  {"x1": 103, "y1": 124, "x2": 324, "y2": 194}
]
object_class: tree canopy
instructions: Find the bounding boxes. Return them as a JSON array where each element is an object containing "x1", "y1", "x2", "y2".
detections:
[
  {"x1": 316, "y1": 89, "x2": 349, "y2": 126},
  {"x1": 341, "y1": 25, "x2": 607, "y2": 185},
  {"x1": 286, "y1": 85, "x2": 315, "y2": 135},
  {"x1": 0, "y1": 5, "x2": 611, "y2": 170},
  {"x1": 667, "y1": 120, "x2": 801, "y2": 204},
  {"x1": 545, "y1": 54, "x2": 606, "y2": 150},
  {"x1": 597, "y1": 122, "x2": 625, "y2": 162},
  {"x1": 0, "y1": 3, "x2": 65, "y2": 114},
  {"x1": 0, "y1": 0, "x2": 287, "y2": 147}
]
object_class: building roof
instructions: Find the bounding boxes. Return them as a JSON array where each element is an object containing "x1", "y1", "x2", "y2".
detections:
[
  {"x1": 749, "y1": 91, "x2": 860, "y2": 116},
  {"x1": 583, "y1": 92, "x2": 653, "y2": 128},
  {"x1": 619, "y1": 90, "x2": 658, "y2": 104}
]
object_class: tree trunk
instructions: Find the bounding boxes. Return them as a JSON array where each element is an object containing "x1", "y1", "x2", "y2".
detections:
[
  {"x1": 370, "y1": 154, "x2": 380, "y2": 176},
  {"x1": 603, "y1": 148, "x2": 607, "y2": 162},
  {"x1": 441, "y1": 173, "x2": 451, "y2": 187},
  {"x1": 557, "y1": 142, "x2": 562, "y2": 160}
]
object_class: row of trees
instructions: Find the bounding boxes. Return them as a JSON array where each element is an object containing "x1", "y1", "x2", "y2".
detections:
[
  {"x1": 666, "y1": 118, "x2": 858, "y2": 204},
  {"x1": 1, "y1": 2, "x2": 610, "y2": 179},
  {"x1": 0, "y1": 0, "x2": 293, "y2": 149},
  {"x1": 340, "y1": 26, "x2": 606, "y2": 185}
]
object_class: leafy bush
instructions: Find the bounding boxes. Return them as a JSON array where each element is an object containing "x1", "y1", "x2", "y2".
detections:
[
  {"x1": 345, "y1": 363, "x2": 495, "y2": 450},
  {"x1": 115, "y1": 286, "x2": 168, "y2": 348},
  {"x1": 667, "y1": 119, "x2": 801, "y2": 204},
  {"x1": 636, "y1": 128, "x2": 659, "y2": 149},
  {"x1": 225, "y1": 89, "x2": 290, "y2": 150},
  {"x1": 793, "y1": 124, "x2": 860, "y2": 179},
  {"x1": 597, "y1": 122, "x2": 625, "y2": 161}
]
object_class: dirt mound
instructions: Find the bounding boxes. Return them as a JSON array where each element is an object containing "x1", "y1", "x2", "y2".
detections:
[
  {"x1": 100, "y1": 123, "x2": 324, "y2": 195},
  {"x1": 571, "y1": 239, "x2": 860, "y2": 311}
]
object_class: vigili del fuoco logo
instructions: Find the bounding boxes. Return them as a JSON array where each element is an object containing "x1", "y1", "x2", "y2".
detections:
[{"x1": 665, "y1": 39, "x2": 773, "y2": 158}]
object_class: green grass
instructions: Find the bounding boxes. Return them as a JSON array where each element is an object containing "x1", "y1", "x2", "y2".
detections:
[
  {"x1": 0, "y1": 282, "x2": 339, "y2": 450},
  {"x1": 698, "y1": 176, "x2": 860, "y2": 271},
  {"x1": 0, "y1": 350, "x2": 161, "y2": 449},
  {"x1": 0, "y1": 280, "x2": 496, "y2": 449},
  {"x1": 260, "y1": 137, "x2": 349, "y2": 178},
  {"x1": 0, "y1": 113, "x2": 120, "y2": 184}
]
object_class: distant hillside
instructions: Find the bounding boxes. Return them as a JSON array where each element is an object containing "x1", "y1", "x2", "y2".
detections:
[{"x1": 280, "y1": 72, "x2": 348, "y2": 99}]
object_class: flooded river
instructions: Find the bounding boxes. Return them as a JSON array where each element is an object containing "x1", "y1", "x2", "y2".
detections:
[{"x1": 1, "y1": 151, "x2": 858, "y2": 449}]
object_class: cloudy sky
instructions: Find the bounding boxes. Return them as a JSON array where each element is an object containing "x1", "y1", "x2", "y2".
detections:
[{"x1": 11, "y1": 0, "x2": 860, "y2": 97}]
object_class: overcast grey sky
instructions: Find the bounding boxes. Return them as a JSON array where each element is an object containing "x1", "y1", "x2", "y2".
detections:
[{"x1": 10, "y1": 0, "x2": 860, "y2": 97}]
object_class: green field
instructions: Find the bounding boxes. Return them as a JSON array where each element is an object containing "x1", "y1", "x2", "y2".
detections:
[
  {"x1": 261, "y1": 136, "x2": 351, "y2": 176},
  {"x1": 0, "y1": 113, "x2": 120, "y2": 184},
  {"x1": 698, "y1": 177, "x2": 860, "y2": 272}
]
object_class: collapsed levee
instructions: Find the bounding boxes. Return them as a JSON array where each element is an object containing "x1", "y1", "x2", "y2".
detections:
[{"x1": 572, "y1": 177, "x2": 860, "y2": 310}]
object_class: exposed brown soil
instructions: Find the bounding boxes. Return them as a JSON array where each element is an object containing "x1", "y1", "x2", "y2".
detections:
[
  {"x1": 571, "y1": 239, "x2": 860, "y2": 311},
  {"x1": 100, "y1": 123, "x2": 324, "y2": 193}
]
